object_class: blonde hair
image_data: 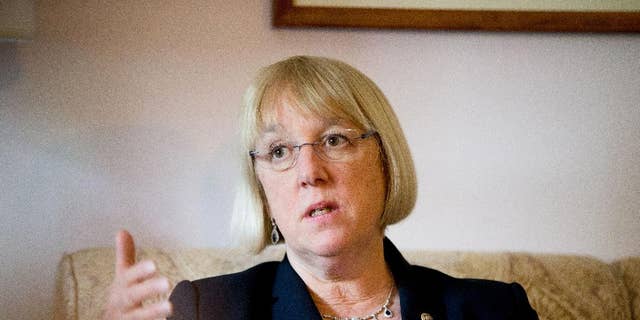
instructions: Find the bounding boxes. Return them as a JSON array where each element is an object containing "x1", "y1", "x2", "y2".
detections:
[{"x1": 231, "y1": 56, "x2": 417, "y2": 252}]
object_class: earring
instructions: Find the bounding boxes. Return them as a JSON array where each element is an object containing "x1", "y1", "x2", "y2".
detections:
[{"x1": 270, "y1": 218, "x2": 280, "y2": 245}]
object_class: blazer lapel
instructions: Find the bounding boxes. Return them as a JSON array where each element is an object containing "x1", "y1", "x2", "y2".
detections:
[
  {"x1": 271, "y1": 255, "x2": 323, "y2": 320},
  {"x1": 383, "y1": 238, "x2": 448, "y2": 320}
]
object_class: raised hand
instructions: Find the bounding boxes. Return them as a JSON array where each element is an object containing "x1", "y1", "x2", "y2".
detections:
[{"x1": 102, "y1": 230, "x2": 172, "y2": 319}]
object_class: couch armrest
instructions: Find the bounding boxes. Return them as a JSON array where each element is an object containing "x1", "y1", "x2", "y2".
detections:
[
  {"x1": 612, "y1": 257, "x2": 640, "y2": 320},
  {"x1": 51, "y1": 246, "x2": 247, "y2": 320}
]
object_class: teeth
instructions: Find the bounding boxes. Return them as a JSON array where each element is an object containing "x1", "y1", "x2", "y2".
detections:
[{"x1": 310, "y1": 207, "x2": 331, "y2": 217}]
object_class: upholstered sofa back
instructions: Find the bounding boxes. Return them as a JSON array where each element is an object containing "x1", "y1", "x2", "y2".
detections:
[{"x1": 53, "y1": 246, "x2": 639, "y2": 320}]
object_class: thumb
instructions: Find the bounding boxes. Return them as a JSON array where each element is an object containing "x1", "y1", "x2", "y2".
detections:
[{"x1": 115, "y1": 230, "x2": 136, "y2": 275}]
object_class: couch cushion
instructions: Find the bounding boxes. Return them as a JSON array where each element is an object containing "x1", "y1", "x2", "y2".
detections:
[
  {"x1": 167, "y1": 245, "x2": 285, "y2": 281},
  {"x1": 403, "y1": 251, "x2": 632, "y2": 320}
]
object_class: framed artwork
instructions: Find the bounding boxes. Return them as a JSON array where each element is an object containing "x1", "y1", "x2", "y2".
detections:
[{"x1": 273, "y1": 0, "x2": 640, "y2": 32}]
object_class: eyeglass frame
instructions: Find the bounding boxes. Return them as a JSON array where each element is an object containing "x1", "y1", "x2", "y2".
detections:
[{"x1": 249, "y1": 130, "x2": 379, "y2": 172}]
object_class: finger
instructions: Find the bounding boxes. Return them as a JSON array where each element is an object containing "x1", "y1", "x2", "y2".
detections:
[
  {"x1": 123, "y1": 277, "x2": 171, "y2": 310},
  {"x1": 124, "y1": 301, "x2": 172, "y2": 320},
  {"x1": 116, "y1": 230, "x2": 136, "y2": 275},
  {"x1": 123, "y1": 260, "x2": 158, "y2": 286}
]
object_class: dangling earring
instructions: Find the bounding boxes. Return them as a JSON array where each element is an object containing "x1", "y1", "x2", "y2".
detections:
[{"x1": 270, "y1": 218, "x2": 280, "y2": 245}]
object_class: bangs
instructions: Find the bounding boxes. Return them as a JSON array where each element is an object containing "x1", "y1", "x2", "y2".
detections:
[
  {"x1": 256, "y1": 82, "x2": 362, "y2": 133},
  {"x1": 249, "y1": 56, "x2": 375, "y2": 142}
]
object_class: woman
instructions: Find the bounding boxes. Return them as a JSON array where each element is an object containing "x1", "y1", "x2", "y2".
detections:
[{"x1": 103, "y1": 56, "x2": 538, "y2": 320}]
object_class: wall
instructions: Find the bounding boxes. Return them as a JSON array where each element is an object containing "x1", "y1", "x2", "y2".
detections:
[{"x1": 1, "y1": 1, "x2": 639, "y2": 319}]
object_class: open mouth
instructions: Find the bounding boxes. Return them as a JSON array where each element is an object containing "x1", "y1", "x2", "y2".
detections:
[
  {"x1": 306, "y1": 202, "x2": 337, "y2": 218},
  {"x1": 309, "y1": 207, "x2": 333, "y2": 217}
]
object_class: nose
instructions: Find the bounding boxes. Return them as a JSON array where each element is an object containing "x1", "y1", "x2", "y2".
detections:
[{"x1": 295, "y1": 143, "x2": 328, "y2": 187}]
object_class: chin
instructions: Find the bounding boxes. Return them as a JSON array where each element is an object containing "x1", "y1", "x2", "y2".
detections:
[{"x1": 299, "y1": 232, "x2": 361, "y2": 258}]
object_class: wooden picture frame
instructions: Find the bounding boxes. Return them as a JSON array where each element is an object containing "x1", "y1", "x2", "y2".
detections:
[{"x1": 273, "y1": 0, "x2": 640, "y2": 32}]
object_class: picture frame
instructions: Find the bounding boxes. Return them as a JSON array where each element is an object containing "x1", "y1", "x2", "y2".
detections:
[{"x1": 273, "y1": 0, "x2": 640, "y2": 32}]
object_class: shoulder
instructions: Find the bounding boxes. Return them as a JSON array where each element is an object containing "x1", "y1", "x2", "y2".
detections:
[
  {"x1": 168, "y1": 261, "x2": 280, "y2": 320},
  {"x1": 407, "y1": 265, "x2": 538, "y2": 319}
]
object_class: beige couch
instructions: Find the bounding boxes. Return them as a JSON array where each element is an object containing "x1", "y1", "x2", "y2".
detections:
[{"x1": 53, "y1": 245, "x2": 640, "y2": 319}]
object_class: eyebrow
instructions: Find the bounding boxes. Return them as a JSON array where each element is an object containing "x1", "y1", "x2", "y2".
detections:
[
  {"x1": 260, "y1": 123, "x2": 282, "y2": 134},
  {"x1": 259, "y1": 118, "x2": 345, "y2": 134}
]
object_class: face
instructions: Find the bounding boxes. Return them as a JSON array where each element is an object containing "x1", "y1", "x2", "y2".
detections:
[{"x1": 254, "y1": 98, "x2": 387, "y2": 259}]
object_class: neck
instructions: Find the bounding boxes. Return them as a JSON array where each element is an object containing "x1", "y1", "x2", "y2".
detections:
[{"x1": 286, "y1": 236, "x2": 396, "y2": 318}]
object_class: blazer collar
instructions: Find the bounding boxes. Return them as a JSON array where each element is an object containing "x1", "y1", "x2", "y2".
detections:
[
  {"x1": 271, "y1": 254, "x2": 322, "y2": 320},
  {"x1": 270, "y1": 238, "x2": 446, "y2": 320}
]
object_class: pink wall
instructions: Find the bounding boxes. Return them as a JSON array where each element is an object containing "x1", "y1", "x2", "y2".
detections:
[{"x1": 1, "y1": 1, "x2": 639, "y2": 319}]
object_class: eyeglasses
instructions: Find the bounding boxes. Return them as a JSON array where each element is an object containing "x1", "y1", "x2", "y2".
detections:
[{"x1": 250, "y1": 129, "x2": 378, "y2": 172}]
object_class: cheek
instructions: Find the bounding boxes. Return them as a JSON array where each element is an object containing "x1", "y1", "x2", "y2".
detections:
[
  {"x1": 256, "y1": 171, "x2": 291, "y2": 217},
  {"x1": 360, "y1": 158, "x2": 387, "y2": 211},
  {"x1": 338, "y1": 158, "x2": 387, "y2": 212}
]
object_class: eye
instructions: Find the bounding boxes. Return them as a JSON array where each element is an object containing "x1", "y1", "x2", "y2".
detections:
[
  {"x1": 269, "y1": 144, "x2": 290, "y2": 160},
  {"x1": 324, "y1": 133, "x2": 350, "y2": 147}
]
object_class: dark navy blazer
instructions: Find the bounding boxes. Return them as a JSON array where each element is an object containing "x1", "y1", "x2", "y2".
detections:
[{"x1": 168, "y1": 238, "x2": 538, "y2": 320}]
